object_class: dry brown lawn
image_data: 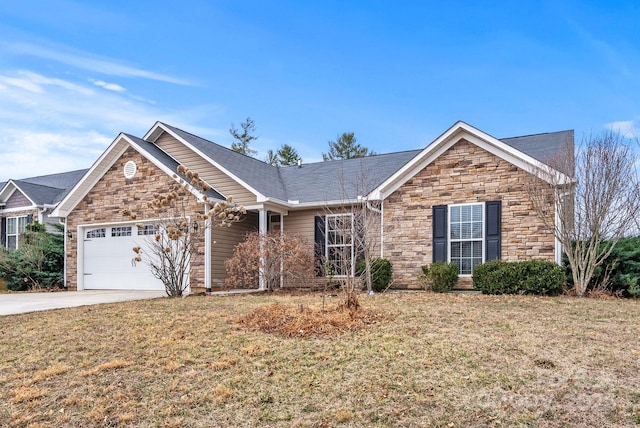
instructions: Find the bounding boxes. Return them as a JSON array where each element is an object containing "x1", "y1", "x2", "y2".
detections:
[{"x1": 1, "y1": 291, "x2": 639, "y2": 427}]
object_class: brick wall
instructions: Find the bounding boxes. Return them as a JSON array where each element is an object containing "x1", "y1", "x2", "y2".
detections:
[
  {"x1": 384, "y1": 140, "x2": 556, "y2": 288},
  {"x1": 65, "y1": 147, "x2": 206, "y2": 290}
]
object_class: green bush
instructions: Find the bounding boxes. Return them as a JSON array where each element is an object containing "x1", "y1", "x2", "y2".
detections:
[
  {"x1": 0, "y1": 222, "x2": 64, "y2": 291},
  {"x1": 357, "y1": 258, "x2": 393, "y2": 292},
  {"x1": 564, "y1": 236, "x2": 640, "y2": 296},
  {"x1": 421, "y1": 262, "x2": 459, "y2": 293},
  {"x1": 473, "y1": 260, "x2": 565, "y2": 295}
]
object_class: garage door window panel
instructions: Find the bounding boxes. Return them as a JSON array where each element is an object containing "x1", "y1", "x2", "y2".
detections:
[
  {"x1": 86, "y1": 228, "x2": 106, "y2": 238},
  {"x1": 111, "y1": 226, "x2": 132, "y2": 237}
]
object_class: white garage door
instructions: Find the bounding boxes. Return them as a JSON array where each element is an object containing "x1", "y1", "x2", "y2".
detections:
[{"x1": 83, "y1": 224, "x2": 165, "y2": 291}]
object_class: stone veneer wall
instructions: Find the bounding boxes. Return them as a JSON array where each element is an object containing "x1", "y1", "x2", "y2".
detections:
[
  {"x1": 384, "y1": 140, "x2": 555, "y2": 288},
  {"x1": 65, "y1": 147, "x2": 206, "y2": 290}
]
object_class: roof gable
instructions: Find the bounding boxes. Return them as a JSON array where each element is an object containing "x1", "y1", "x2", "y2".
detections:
[
  {"x1": 12, "y1": 180, "x2": 60, "y2": 206},
  {"x1": 369, "y1": 121, "x2": 574, "y2": 200},
  {"x1": 51, "y1": 133, "x2": 224, "y2": 217},
  {"x1": 1, "y1": 183, "x2": 35, "y2": 208},
  {"x1": 0, "y1": 169, "x2": 88, "y2": 208}
]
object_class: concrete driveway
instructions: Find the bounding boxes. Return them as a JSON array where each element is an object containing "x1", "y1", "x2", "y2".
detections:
[{"x1": 0, "y1": 290, "x2": 166, "y2": 316}]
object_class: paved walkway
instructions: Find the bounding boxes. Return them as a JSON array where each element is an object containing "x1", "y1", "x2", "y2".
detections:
[{"x1": 0, "y1": 290, "x2": 166, "y2": 316}]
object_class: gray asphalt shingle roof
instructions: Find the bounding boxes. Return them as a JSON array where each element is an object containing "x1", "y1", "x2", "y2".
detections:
[
  {"x1": 501, "y1": 129, "x2": 574, "y2": 165},
  {"x1": 158, "y1": 123, "x2": 573, "y2": 203},
  {"x1": 3, "y1": 124, "x2": 574, "y2": 210},
  {"x1": 5, "y1": 169, "x2": 88, "y2": 206},
  {"x1": 161, "y1": 123, "x2": 288, "y2": 200},
  {"x1": 279, "y1": 150, "x2": 421, "y2": 203},
  {"x1": 126, "y1": 133, "x2": 225, "y2": 201}
]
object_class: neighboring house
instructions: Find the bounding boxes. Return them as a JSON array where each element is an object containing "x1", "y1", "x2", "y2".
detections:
[
  {"x1": 51, "y1": 121, "x2": 573, "y2": 292},
  {"x1": 0, "y1": 170, "x2": 88, "y2": 249}
]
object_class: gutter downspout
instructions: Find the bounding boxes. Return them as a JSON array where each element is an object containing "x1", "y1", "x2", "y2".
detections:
[{"x1": 365, "y1": 200, "x2": 384, "y2": 258}]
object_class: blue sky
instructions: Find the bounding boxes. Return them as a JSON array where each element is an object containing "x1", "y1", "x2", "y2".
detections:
[{"x1": 0, "y1": 0, "x2": 638, "y2": 181}]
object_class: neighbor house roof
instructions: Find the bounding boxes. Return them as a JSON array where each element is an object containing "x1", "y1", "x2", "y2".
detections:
[{"x1": 0, "y1": 169, "x2": 88, "y2": 208}]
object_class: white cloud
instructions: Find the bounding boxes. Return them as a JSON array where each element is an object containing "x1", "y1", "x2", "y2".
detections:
[
  {"x1": 605, "y1": 120, "x2": 638, "y2": 139},
  {"x1": 0, "y1": 129, "x2": 109, "y2": 179},
  {"x1": 90, "y1": 79, "x2": 126, "y2": 93},
  {"x1": 0, "y1": 69, "x2": 226, "y2": 181},
  {"x1": 2, "y1": 41, "x2": 194, "y2": 86},
  {"x1": 0, "y1": 75, "x2": 43, "y2": 93}
]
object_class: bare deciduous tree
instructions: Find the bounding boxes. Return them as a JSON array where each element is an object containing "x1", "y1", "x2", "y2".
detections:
[
  {"x1": 125, "y1": 165, "x2": 246, "y2": 297},
  {"x1": 526, "y1": 131, "x2": 640, "y2": 296}
]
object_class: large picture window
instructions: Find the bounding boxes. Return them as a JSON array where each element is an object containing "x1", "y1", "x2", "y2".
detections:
[
  {"x1": 449, "y1": 204, "x2": 484, "y2": 275},
  {"x1": 325, "y1": 213, "x2": 354, "y2": 276},
  {"x1": 6, "y1": 216, "x2": 28, "y2": 250}
]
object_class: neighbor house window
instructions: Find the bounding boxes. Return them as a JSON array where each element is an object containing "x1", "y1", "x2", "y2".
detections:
[
  {"x1": 6, "y1": 216, "x2": 28, "y2": 249},
  {"x1": 449, "y1": 204, "x2": 484, "y2": 275},
  {"x1": 325, "y1": 213, "x2": 354, "y2": 276}
]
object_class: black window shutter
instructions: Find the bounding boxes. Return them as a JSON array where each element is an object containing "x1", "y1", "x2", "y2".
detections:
[
  {"x1": 27, "y1": 214, "x2": 33, "y2": 224},
  {"x1": 432, "y1": 205, "x2": 447, "y2": 262},
  {"x1": 314, "y1": 215, "x2": 326, "y2": 276},
  {"x1": 485, "y1": 200, "x2": 502, "y2": 261},
  {"x1": 1, "y1": 217, "x2": 6, "y2": 248}
]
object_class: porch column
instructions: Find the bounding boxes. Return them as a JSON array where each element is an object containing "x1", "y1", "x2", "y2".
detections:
[
  {"x1": 279, "y1": 214, "x2": 284, "y2": 288},
  {"x1": 258, "y1": 208, "x2": 268, "y2": 290},
  {"x1": 204, "y1": 205, "x2": 212, "y2": 292}
]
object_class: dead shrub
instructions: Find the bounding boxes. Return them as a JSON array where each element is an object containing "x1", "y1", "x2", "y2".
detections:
[
  {"x1": 235, "y1": 301, "x2": 383, "y2": 338},
  {"x1": 225, "y1": 231, "x2": 316, "y2": 289}
]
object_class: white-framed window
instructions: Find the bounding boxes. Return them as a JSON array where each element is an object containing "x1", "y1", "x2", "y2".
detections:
[
  {"x1": 449, "y1": 203, "x2": 484, "y2": 275},
  {"x1": 111, "y1": 226, "x2": 132, "y2": 237},
  {"x1": 6, "y1": 216, "x2": 28, "y2": 249},
  {"x1": 325, "y1": 213, "x2": 354, "y2": 277},
  {"x1": 86, "y1": 228, "x2": 106, "y2": 239},
  {"x1": 138, "y1": 224, "x2": 159, "y2": 236}
]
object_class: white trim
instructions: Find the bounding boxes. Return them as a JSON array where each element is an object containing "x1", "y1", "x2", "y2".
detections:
[
  {"x1": 258, "y1": 209, "x2": 268, "y2": 290},
  {"x1": 324, "y1": 212, "x2": 356, "y2": 277},
  {"x1": 145, "y1": 122, "x2": 267, "y2": 201},
  {"x1": 447, "y1": 202, "x2": 485, "y2": 276},
  {"x1": 1, "y1": 182, "x2": 38, "y2": 207},
  {"x1": 51, "y1": 135, "x2": 130, "y2": 217},
  {"x1": 63, "y1": 218, "x2": 68, "y2": 288},
  {"x1": 204, "y1": 204, "x2": 211, "y2": 290},
  {"x1": 52, "y1": 133, "x2": 221, "y2": 217},
  {"x1": 253, "y1": 197, "x2": 363, "y2": 211},
  {"x1": 4, "y1": 215, "x2": 29, "y2": 249},
  {"x1": 380, "y1": 200, "x2": 384, "y2": 259},
  {"x1": 76, "y1": 224, "x2": 84, "y2": 291},
  {"x1": 0, "y1": 206, "x2": 38, "y2": 214}
]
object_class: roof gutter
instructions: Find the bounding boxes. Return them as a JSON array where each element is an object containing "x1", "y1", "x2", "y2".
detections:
[{"x1": 256, "y1": 196, "x2": 371, "y2": 210}]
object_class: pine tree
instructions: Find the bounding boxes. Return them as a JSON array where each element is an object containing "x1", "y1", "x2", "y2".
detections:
[
  {"x1": 230, "y1": 117, "x2": 258, "y2": 157},
  {"x1": 322, "y1": 132, "x2": 374, "y2": 161}
]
